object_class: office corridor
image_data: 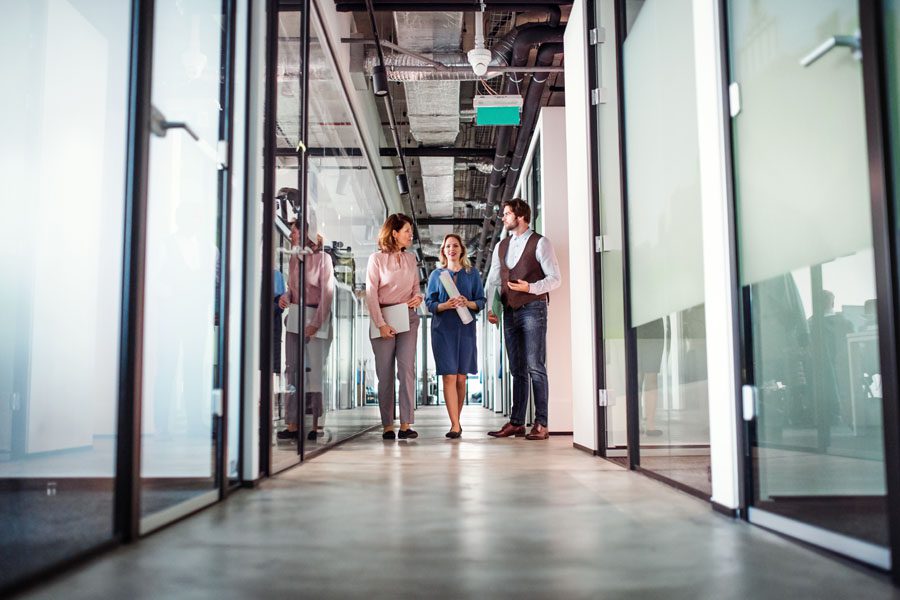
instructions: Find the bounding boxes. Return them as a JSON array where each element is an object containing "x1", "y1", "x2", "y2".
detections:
[{"x1": 15, "y1": 407, "x2": 897, "y2": 599}]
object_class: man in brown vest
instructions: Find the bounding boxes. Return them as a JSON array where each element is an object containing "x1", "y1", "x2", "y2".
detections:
[{"x1": 485, "y1": 199, "x2": 561, "y2": 440}]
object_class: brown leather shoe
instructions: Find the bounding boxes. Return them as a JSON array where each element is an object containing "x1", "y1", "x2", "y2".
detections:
[
  {"x1": 487, "y1": 422, "x2": 526, "y2": 438},
  {"x1": 525, "y1": 423, "x2": 549, "y2": 440}
]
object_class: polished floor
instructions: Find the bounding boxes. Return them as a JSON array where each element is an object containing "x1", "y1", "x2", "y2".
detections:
[{"x1": 16, "y1": 407, "x2": 900, "y2": 599}]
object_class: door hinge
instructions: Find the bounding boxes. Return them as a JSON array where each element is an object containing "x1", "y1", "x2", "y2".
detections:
[
  {"x1": 217, "y1": 140, "x2": 229, "y2": 170},
  {"x1": 212, "y1": 389, "x2": 223, "y2": 418},
  {"x1": 595, "y1": 235, "x2": 605, "y2": 253},
  {"x1": 589, "y1": 27, "x2": 607, "y2": 45},
  {"x1": 598, "y1": 389, "x2": 609, "y2": 407},
  {"x1": 729, "y1": 82, "x2": 741, "y2": 118},
  {"x1": 590, "y1": 88, "x2": 608, "y2": 106},
  {"x1": 741, "y1": 384, "x2": 756, "y2": 421}
]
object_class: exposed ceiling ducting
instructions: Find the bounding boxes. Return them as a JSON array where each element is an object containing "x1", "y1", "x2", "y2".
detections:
[{"x1": 393, "y1": 11, "x2": 462, "y2": 241}]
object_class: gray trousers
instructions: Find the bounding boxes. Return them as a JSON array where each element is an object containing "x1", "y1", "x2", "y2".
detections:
[
  {"x1": 284, "y1": 331, "x2": 330, "y2": 425},
  {"x1": 371, "y1": 309, "x2": 419, "y2": 426}
]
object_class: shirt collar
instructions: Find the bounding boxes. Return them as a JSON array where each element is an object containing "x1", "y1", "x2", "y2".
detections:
[{"x1": 510, "y1": 228, "x2": 533, "y2": 241}]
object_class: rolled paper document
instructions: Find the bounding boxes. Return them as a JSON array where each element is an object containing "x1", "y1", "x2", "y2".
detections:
[{"x1": 439, "y1": 271, "x2": 474, "y2": 324}]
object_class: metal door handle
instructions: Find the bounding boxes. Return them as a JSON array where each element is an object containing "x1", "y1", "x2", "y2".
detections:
[
  {"x1": 150, "y1": 105, "x2": 199, "y2": 141},
  {"x1": 800, "y1": 32, "x2": 861, "y2": 67}
]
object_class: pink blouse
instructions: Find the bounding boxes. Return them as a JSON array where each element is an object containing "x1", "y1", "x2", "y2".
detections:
[
  {"x1": 366, "y1": 250, "x2": 421, "y2": 328},
  {"x1": 280, "y1": 250, "x2": 334, "y2": 330}
]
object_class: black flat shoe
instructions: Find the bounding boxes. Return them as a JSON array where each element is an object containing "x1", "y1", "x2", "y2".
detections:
[
  {"x1": 276, "y1": 429, "x2": 298, "y2": 440},
  {"x1": 307, "y1": 429, "x2": 318, "y2": 441},
  {"x1": 397, "y1": 429, "x2": 418, "y2": 439},
  {"x1": 445, "y1": 430, "x2": 461, "y2": 439},
  {"x1": 382, "y1": 430, "x2": 396, "y2": 440}
]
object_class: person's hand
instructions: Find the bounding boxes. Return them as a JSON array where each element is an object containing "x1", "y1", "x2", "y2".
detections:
[
  {"x1": 453, "y1": 295, "x2": 469, "y2": 308},
  {"x1": 487, "y1": 310, "x2": 498, "y2": 325},
  {"x1": 407, "y1": 295, "x2": 423, "y2": 309},
  {"x1": 304, "y1": 324, "x2": 318, "y2": 339},
  {"x1": 278, "y1": 295, "x2": 289, "y2": 310},
  {"x1": 379, "y1": 324, "x2": 396, "y2": 338},
  {"x1": 507, "y1": 279, "x2": 530, "y2": 293}
]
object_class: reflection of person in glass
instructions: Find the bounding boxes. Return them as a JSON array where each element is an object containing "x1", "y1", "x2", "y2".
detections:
[
  {"x1": 276, "y1": 207, "x2": 334, "y2": 442},
  {"x1": 807, "y1": 290, "x2": 854, "y2": 427},
  {"x1": 636, "y1": 318, "x2": 665, "y2": 437},
  {"x1": 425, "y1": 234, "x2": 486, "y2": 438},
  {"x1": 366, "y1": 214, "x2": 423, "y2": 440}
]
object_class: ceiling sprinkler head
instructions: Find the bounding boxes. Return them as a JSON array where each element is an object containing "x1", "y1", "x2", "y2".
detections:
[{"x1": 467, "y1": 48, "x2": 492, "y2": 77}]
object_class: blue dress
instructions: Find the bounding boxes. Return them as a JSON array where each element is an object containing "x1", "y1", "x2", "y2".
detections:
[{"x1": 426, "y1": 267, "x2": 486, "y2": 375}]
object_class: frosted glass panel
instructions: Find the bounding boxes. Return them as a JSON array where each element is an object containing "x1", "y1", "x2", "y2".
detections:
[
  {"x1": 140, "y1": 0, "x2": 223, "y2": 521},
  {"x1": 623, "y1": 0, "x2": 704, "y2": 327},
  {"x1": 732, "y1": 1, "x2": 869, "y2": 286},
  {"x1": 0, "y1": 0, "x2": 130, "y2": 586},
  {"x1": 621, "y1": 0, "x2": 710, "y2": 494}
]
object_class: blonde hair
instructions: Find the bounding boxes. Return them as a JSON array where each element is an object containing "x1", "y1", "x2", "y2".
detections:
[
  {"x1": 438, "y1": 233, "x2": 471, "y2": 270},
  {"x1": 377, "y1": 213, "x2": 414, "y2": 252}
]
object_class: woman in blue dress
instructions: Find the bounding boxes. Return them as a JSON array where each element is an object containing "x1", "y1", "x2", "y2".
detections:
[{"x1": 425, "y1": 233, "x2": 486, "y2": 438}]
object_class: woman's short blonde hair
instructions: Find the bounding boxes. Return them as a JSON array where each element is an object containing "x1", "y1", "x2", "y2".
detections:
[
  {"x1": 438, "y1": 233, "x2": 471, "y2": 270},
  {"x1": 377, "y1": 213, "x2": 414, "y2": 252}
]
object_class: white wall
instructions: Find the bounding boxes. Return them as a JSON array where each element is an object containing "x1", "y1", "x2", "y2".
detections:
[
  {"x1": 563, "y1": 0, "x2": 598, "y2": 449},
  {"x1": 693, "y1": 0, "x2": 740, "y2": 509},
  {"x1": 535, "y1": 108, "x2": 574, "y2": 433}
]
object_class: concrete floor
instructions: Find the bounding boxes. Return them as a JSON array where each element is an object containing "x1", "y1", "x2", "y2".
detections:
[{"x1": 17, "y1": 406, "x2": 900, "y2": 599}]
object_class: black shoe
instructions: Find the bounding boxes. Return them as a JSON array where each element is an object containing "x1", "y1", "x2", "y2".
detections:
[
  {"x1": 307, "y1": 429, "x2": 318, "y2": 441},
  {"x1": 276, "y1": 429, "x2": 298, "y2": 440},
  {"x1": 445, "y1": 430, "x2": 461, "y2": 439},
  {"x1": 398, "y1": 429, "x2": 418, "y2": 439},
  {"x1": 382, "y1": 430, "x2": 396, "y2": 440}
]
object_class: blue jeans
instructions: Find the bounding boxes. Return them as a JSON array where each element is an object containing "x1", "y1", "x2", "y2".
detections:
[{"x1": 503, "y1": 300, "x2": 548, "y2": 427}]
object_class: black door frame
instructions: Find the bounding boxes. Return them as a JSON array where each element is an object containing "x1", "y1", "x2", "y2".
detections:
[
  {"x1": 859, "y1": 0, "x2": 900, "y2": 583},
  {"x1": 583, "y1": 0, "x2": 610, "y2": 457}
]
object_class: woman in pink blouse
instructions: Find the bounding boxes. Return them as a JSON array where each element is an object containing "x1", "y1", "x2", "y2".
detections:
[{"x1": 366, "y1": 214, "x2": 423, "y2": 440}]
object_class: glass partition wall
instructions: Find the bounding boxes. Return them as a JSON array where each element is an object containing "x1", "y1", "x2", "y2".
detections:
[
  {"x1": 619, "y1": 0, "x2": 711, "y2": 495},
  {"x1": 269, "y1": 3, "x2": 383, "y2": 469},
  {"x1": 1, "y1": 0, "x2": 245, "y2": 590},
  {"x1": 0, "y1": 0, "x2": 132, "y2": 586},
  {"x1": 726, "y1": 0, "x2": 891, "y2": 568}
]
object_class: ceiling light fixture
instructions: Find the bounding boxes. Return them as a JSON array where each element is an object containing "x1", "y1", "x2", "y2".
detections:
[{"x1": 372, "y1": 64, "x2": 389, "y2": 97}]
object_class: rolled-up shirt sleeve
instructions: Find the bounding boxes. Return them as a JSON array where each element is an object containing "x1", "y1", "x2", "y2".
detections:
[
  {"x1": 529, "y1": 237, "x2": 561, "y2": 295},
  {"x1": 366, "y1": 253, "x2": 386, "y2": 329}
]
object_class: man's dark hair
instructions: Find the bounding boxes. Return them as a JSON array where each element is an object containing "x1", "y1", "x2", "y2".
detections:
[{"x1": 502, "y1": 198, "x2": 531, "y2": 224}]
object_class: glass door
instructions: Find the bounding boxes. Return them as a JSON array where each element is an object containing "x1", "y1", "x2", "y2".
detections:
[
  {"x1": 140, "y1": 0, "x2": 227, "y2": 532},
  {"x1": 726, "y1": 0, "x2": 890, "y2": 567}
]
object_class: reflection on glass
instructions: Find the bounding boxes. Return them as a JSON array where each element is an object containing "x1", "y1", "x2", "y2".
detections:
[
  {"x1": 622, "y1": 0, "x2": 711, "y2": 493},
  {"x1": 0, "y1": 0, "x2": 131, "y2": 585},
  {"x1": 271, "y1": 8, "x2": 382, "y2": 464},
  {"x1": 140, "y1": 0, "x2": 223, "y2": 524},
  {"x1": 728, "y1": 0, "x2": 889, "y2": 550}
]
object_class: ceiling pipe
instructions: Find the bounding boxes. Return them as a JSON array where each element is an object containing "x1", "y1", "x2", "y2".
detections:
[
  {"x1": 335, "y1": 1, "x2": 573, "y2": 12},
  {"x1": 501, "y1": 42, "x2": 563, "y2": 203},
  {"x1": 478, "y1": 41, "x2": 563, "y2": 266},
  {"x1": 364, "y1": 0, "x2": 424, "y2": 248},
  {"x1": 474, "y1": 23, "x2": 564, "y2": 272}
]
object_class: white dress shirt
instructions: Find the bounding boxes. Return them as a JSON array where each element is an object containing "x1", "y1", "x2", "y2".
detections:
[{"x1": 485, "y1": 228, "x2": 561, "y2": 309}]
